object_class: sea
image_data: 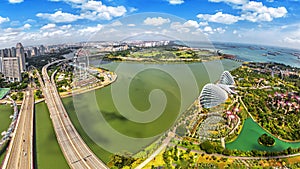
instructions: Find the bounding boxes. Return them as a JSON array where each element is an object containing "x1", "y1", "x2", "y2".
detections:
[{"x1": 182, "y1": 41, "x2": 300, "y2": 68}]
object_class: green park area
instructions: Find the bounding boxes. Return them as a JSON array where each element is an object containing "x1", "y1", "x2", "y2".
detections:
[
  {"x1": 0, "y1": 104, "x2": 13, "y2": 137},
  {"x1": 226, "y1": 118, "x2": 300, "y2": 152},
  {"x1": 0, "y1": 104, "x2": 13, "y2": 163},
  {"x1": 35, "y1": 102, "x2": 69, "y2": 169}
]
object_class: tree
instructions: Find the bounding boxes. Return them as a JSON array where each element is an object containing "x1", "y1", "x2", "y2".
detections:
[{"x1": 258, "y1": 134, "x2": 275, "y2": 146}]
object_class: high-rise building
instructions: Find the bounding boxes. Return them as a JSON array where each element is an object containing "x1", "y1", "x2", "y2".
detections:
[
  {"x1": 39, "y1": 45, "x2": 46, "y2": 55},
  {"x1": 31, "y1": 47, "x2": 38, "y2": 57},
  {"x1": 2, "y1": 57, "x2": 22, "y2": 82},
  {"x1": 16, "y1": 43, "x2": 26, "y2": 72},
  {"x1": 11, "y1": 47, "x2": 16, "y2": 57},
  {"x1": 0, "y1": 57, "x2": 2, "y2": 72},
  {"x1": 8, "y1": 49, "x2": 12, "y2": 57},
  {"x1": 25, "y1": 50, "x2": 31, "y2": 58},
  {"x1": 0, "y1": 49, "x2": 4, "y2": 58}
]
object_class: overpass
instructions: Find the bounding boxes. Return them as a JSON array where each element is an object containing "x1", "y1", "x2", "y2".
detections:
[
  {"x1": 38, "y1": 59, "x2": 108, "y2": 169},
  {"x1": 2, "y1": 89, "x2": 34, "y2": 169}
]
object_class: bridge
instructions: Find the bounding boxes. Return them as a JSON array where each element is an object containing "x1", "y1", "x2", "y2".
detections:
[{"x1": 38, "y1": 59, "x2": 108, "y2": 169}]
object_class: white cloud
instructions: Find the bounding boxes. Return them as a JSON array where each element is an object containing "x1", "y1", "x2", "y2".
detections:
[
  {"x1": 170, "y1": 22, "x2": 190, "y2": 33},
  {"x1": 40, "y1": 23, "x2": 57, "y2": 30},
  {"x1": 215, "y1": 27, "x2": 226, "y2": 33},
  {"x1": 240, "y1": 1, "x2": 287, "y2": 22},
  {"x1": 79, "y1": 0, "x2": 127, "y2": 20},
  {"x1": 110, "y1": 21, "x2": 123, "y2": 26},
  {"x1": 23, "y1": 23, "x2": 31, "y2": 29},
  {"x1": 78, "y1": 24, "x2": 103, "y2": 34},
  {"x1": 37, "y1": 1, "x2": 127, "y2": 22},
  {"x1": 199, "y1": 21, "x2": 209, "y2": 26},
  {"x1": 283, "y1": 37, "x2": 300, "y2": 44},
  {"x1": 144, "y1": 17, "x2": 170, "y2": 26},
  {"x1": 3, "y1": 24, "x2": 31, "y2": 34},
  {"x1": 208, "y1": 0, "x2": 247, "y2": 5},
  {"x1": 197, "y1": 12, "x2": 240, "y2": 24},
  {"x1": 170, "y1": 20, "x2": 201, "y2": 33},
  {"x1": 168, "y1": 0, "x2": 184, "y2": 5},
  {"x1": 36, "y1": 11, "x2": 80, "y2": 23},
  {"x1": 183, "y1": 20, "x2": 200, "y2": 28},
  {"x1": 203, "y1": 26, "x2": 214, "y2": 34},
  {"x1": 205, "y1": 0, "x2": 288, "y2": 24},
  {"x1": 60, "y1": 24, "x2": 72, "y2": 29},
  {"x1": 127, "y1": 24, "x2": 136, "y2": 27},
  {"x1": 0, "y1": 16, "x2": 10, "y2": 24},
  {"x1": 8, "y1": 0, "x2": 24, "y2": 4},
  {"x1": 129, "y1": 7, "x2": 138, "y2": 13}
]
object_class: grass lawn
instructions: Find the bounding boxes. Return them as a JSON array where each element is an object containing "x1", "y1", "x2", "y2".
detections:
[
  {"x1": 0, "y1": 104, "x2": 13, "y2": 164},
  {"x1": 226, "y1": 118, "x2": 300, "y2": 152},
  {"x1": 0, "y1": 104, "x2": 13, "y2": 136},
  {"x1": 35, "y1": 102, "x2": 69, "y2": 169}
]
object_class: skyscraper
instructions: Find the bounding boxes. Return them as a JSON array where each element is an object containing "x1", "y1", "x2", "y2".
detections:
[
  {"x1": 0, "y1": 57, "x2": 2, "y2": 72},
  {"x1": 2, "y1": 57, "x2": 22, "y2": 82},
  {"x1": 16, "y1": 43, "x2": 26, "y2": 72},
  {"x1": 11, "y1": 47, "x2": 16, "y2": 57}
]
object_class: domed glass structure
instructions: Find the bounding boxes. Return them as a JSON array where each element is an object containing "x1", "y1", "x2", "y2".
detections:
[
  {"x1": 199, "y1": 83, "x2": 228, "y2": 108},
  {"x1": 219, "y1": 71, "x2": 235, "y2": 85}
]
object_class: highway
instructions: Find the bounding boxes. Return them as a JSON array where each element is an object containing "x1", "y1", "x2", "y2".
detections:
[
  {"x1": 3, "y1": 89, "x2": 34, "y2": 169},
  {"x1": 38, "y1": 60, "x2": 108, "y2": 169}
]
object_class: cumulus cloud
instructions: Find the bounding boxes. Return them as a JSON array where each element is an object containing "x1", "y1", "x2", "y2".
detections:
[
  {"x1": 40, "y1": 23, "x2": 57, "y2": 30},
  {"x1": 144, "y1": 17, "x2": 170, "y2": 26},
  {"x1": 36, "y1": 11, "x2": 80, "y2": 23},
  {"x1": 8, "y1": 0, "x2": 24, "y2": 4},
  {"x1": 37, "y1": 1, "x2": 127, "y2": 22},
  {"x1": 215, "y1": 27, "x2": 226, "y2": 34},
  {"x1": 3, "y1": 24, "x2": 31, "y2": 34},
  {"x1": 60, "y1": 24, "x2": 72, "y2": 29},
  {"x1": 197, "y1": 12, "x2": 240, "y2": 24},
  {"x1": 168, "y1": 0, "x2": 184, "y2": 5},
  {"x1": 23, "y1": 23, "x2": 31, "y2": 29},
  {"x1": 203, "y1": 26, "x2": 214, "y2": 34},
  {"x1": 78, "y1": 0, "x2": 127, "y2": 20},
  {"x1": 78, "y1": 24, "x2": 103, "y2": 34},
  {"x1": 240, "y1": 1, "x2": 287, "y2": 22},
  {"x1": 110, "y1": 21, "x2": 123, "y2": 26},
  {"x1": 0, "y1": 16, "x2": 10, "y2": 24},
  {"x1": 170, "y1": 22, "x2": 190, "y2": 33},
  {"x1": 199, "y1": 21, "x2": 209, "y2": 26},
  {"x1": 198, "y1": 1, "x2": 287, "y2": 24},
  {"x1": 283, "y1": 37, "x2": 300, "y2": 44},
  {"x1": 170, "y1": 20, "x2": 202, "y2": 33},
  {"x1": 183, "y1": 20, "x2": 200, "y2": 28}
]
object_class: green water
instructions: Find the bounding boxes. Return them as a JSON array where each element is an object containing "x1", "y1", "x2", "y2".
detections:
[
  {"x1": 35, "y1": 102, "x2": 69, "y2": 169},
  {"x1": 62, "y1": 59, "x2": 241, "y2": 160},
  {"x1": 226, "y1": 118, "x2": 300, "y2": 152},
  {"x1": 34, "y1": 59, "x2": 241, "y2": 164}
]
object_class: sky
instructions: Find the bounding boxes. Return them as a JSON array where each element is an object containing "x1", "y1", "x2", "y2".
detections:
[{"x1": 0, "y1": 0, "x2": 299, "y2": 49}]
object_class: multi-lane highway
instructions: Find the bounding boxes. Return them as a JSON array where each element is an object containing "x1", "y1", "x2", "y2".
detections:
[
  {"x1": 39, "y1": 60, "x2": 108, "y2": 169},
  {"x1": 3, "y1": 89, "x2": 34, "y2": 169}
]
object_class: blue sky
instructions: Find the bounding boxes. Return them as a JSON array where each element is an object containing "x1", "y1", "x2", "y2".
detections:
[{"x1": 0, "y1": 0, "x2": 299, "y2": 49}]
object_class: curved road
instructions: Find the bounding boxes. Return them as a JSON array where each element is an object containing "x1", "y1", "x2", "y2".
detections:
[{"x1": 38, "y1": 59, "x2": 108, "y2": 169}]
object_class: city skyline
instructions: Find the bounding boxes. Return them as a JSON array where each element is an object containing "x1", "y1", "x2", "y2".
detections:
[{"x1": 0, "y1": 0, "x2": 299, "y2": 49}]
